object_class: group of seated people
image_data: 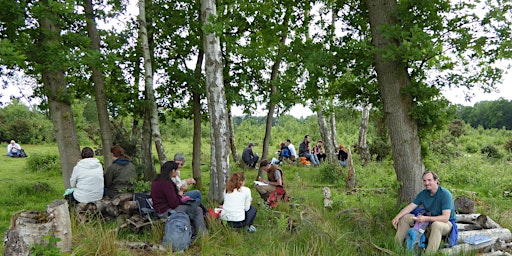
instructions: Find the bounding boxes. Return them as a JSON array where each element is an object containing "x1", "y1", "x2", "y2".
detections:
[{"x1": 66, "y1": 145, "x2": 138, "y2": 204}]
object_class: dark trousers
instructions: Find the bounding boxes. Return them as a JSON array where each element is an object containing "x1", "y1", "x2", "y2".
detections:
[{"x1": 227, "y1": 205, "x2": 257, "y2": 228}]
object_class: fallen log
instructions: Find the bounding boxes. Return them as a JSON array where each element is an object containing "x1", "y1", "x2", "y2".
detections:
[
  {"x1": 457, "y1": 214, "x2": 501, "y2": 229},
  {"x1": 442, "y1": 228, "x2": 512, "y2": 255}
]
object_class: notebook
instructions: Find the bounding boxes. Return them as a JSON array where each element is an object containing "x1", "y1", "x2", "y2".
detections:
[{"x1": 463, "y1": 234, "x2": 493, "y2": 245}]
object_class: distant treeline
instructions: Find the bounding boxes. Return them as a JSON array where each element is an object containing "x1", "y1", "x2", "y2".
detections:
[{"x1": 455, "y1": 98, "x2": 512, "y2": 130}]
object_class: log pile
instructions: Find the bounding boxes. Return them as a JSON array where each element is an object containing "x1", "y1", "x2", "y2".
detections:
[
  {"x1": 441, "y1": 214, "x2": 512, "y2": 255},
  {"x1": 72, "y1": 193, "x2": 139, "y2": 223}
]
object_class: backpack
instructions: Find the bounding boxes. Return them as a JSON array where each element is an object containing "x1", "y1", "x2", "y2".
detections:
[
  {"x1": 405, "y1": 225, "x2": 428, "y2": 255},
  {"x1": 266, "y1": 186, "x2": 290, "y2": 208},
  {"x1": 133, "y1": 192, "x2": 157, "y2": 220},
  {"x1": 162, "y1": 210, "x2": 192, "y2": 252},
  {"x1": 18, "y1": 149, "x2": 27, "y2": 158}
]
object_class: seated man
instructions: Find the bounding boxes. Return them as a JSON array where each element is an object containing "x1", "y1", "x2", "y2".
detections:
[
  {"x1": 7, "y1": 140, "x2": 22, "y2": 157},
  {"x1": 285, "y1": 139, "x2": 297, "y2": 162},
  {"x1": 392, "y1": 171, "x2": 458, "y2": 253},
  {"x1": 241, "y1": 143, "x2": 259, "y2": 168},
  {"x1": 298, "y1": 135, "x2": 319, "y2": 166},
  {"x1": 271, "y1": 142, "x2": 291, "y2": 165},
  {"x1": 255, "y1": 159, "x2": 284, "y2": 201}
]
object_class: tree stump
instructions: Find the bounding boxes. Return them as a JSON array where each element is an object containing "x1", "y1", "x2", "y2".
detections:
[
  {"x1": 322, "y1": 187, "x2": 333, "y2": 208},
  {"x1": 4, "y1": 199, "x2": 72, "y2": 255}
]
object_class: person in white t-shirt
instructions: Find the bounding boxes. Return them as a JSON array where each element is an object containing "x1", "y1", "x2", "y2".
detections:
[
  {"x1": 285, "y1": 139, "x2": 297, "y2": 161},
  {"x1": 7, "y1": 140, "x2": 22, "y2": 157},
  {"x1": 220, "y1": 172, "x2": 257, "y2": 233}
]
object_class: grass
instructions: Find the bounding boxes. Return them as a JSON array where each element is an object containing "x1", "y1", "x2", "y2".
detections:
[{"x1": 1, "y1": 130, "x2": 512, "y2": 255}]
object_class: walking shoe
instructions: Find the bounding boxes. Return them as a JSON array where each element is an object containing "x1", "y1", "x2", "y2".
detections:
[{"x1": 248, "y1": 225, "x2": 257, "y2": 233}]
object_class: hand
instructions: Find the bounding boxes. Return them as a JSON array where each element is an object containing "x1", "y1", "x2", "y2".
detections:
[
  {"x1": 392, "y1": 217, "x2": 400, "y2": 229},
  {"x1": 186, "y1": 178, "x2": 196, "y2": 185},
  {"x1": 412, "y1": 216, "x2": 427, "y2": 223},
  {"x1": 258, "y1": 176, "x2": 262, "y2": 181},
  {"x1": 180, "y1": 184, "x2": 188, "y2": 191}
]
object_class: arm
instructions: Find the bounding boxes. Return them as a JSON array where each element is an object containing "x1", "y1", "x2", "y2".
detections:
[
  {"x1": 414, "y1": 209, "x2": 451, "y2": 223},
  {"x1": 392, "y1": 202, "x2": 418, "y2": 229},
  {"x1": 70, "y1": 167, "x2": 78, "y2": 187},
  {"x1": 244, "y1": 187, "x2": 252, "y2": 211}
]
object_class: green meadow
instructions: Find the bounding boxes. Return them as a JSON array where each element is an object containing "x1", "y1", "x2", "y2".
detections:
[{"x1": 1, "y1": 123, "x2": 512, "y2": 255}]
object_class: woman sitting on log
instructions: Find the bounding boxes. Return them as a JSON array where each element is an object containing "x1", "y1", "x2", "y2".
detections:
[
  {"x1": 67, "y1": 147, "x2": 104, "y2": 204},
  {"x1": 150, "y1": 161, "x2": 206, "y2": 237}
]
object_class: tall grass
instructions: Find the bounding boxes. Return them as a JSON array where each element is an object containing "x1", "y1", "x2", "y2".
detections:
[{"x1": 1, "y1": 125, "x2": 511, "y2": 255}]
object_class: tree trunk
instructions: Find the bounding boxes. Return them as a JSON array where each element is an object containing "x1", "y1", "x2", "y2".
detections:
[
  {"x1": 84, "y1": 0, "x2": 113, "y2": 168},
  {"x1": 228, "y1": 107, "x2": 240, "y2": 163},
  {"x1": 329, "y1": 112, "x2": 338, "y2": 149},
  {"x1": 141, "y1": 101, "x2": 155, "y2": 181},
  {"x1": 139, "y1": 0, "x2": 167, "y2": 166},
  {"x1": 37, "y1": 7, "x2": 81, "y2": 189},
  {"x1": 202, "y1": 0, "x2": 231, "y2": 203},
  {"x1": 317, "y1": 109, "x2": 335, "y2": 164},
  {"x1": 192, "y1": 50, "x2": 204, "y2": 190},
  {"x1": 345, "y1": 147, "x2": 357, "y2": 188},
  {"x1": 366, "y1": 0, "x2": 424, "y2": 205},
  {"x1": 358, "y1": 104, "x2": 371, "y2": 166},
  {"x1": 262, "y1": 15, "x2": 289, "y2": 161}
]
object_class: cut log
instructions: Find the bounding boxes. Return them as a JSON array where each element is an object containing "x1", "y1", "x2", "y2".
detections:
[
  {"x1": 47, "y1": 200, "x2": 72, "y2": 253},
  {"x1": 4, "y1": 200, "x2": 72, "y2": 256},
  {"x1": 457, "y1": 214, "x2": 501, "y2": 229}
]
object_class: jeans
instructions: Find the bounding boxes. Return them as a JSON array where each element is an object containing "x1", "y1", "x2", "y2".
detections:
[
  {"x1": 302, "y1": 153, "x2": 319, "y2": 165},
  {"x1": 227, "y1": 205, "x2": 257, "y2": 228},
  {"x1": 339, "y1": 160, "x2": 348, "y2": 167},
  {"x1": 185, "y1": 190, "x2": 202, "y2": 204}
]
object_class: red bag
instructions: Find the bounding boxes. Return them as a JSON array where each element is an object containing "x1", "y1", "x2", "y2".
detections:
[
  {"x1": 266, "y1": 187, "x2": 290, "y2": 208},
  {"x1": 207, "y1": 208, "x2": 221, "y2": 219}
]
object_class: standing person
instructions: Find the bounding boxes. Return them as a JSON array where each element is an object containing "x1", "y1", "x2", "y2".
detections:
[
  {"x1": 298, "y1": 135, "x2": 319, "y2": 166},
  {"x1": 255, "y1": 159, "x2": 284, "y2": 200},
  {"x1": 241, "y1": 143, "x2": 259, "y2": 168},
  {"x1": 68, "y1": 147, "x2": 104, "y2": 203},
  {"x1": 285, "y1": 139, "x2": 297, "y2": 162},
  {"x1": 6, "y1": 140, "x2": 22, "y2": 157},
  {"x1": 104, "y1": 145, "x2": 137, "y2": 198},
  {"x1": 392, "y1": 171, "x2": 458, "y2": 254},
  {"x1": 313, "y1": 140, "x2": 327, "y2": 162},
  {"x1": 220, "y1": 172, "x2": 257, "y2": 233},
  {"x1": 338, "y1": 145, "x2": 349, "y2": 167},
  {"x1": 151, "y1": 161, "x2": 206, "y2": 237}
]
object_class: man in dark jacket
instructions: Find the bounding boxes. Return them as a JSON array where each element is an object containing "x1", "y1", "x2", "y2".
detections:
[{"x1": 242, "y1": 143, "x2": 259, "y2": 168}]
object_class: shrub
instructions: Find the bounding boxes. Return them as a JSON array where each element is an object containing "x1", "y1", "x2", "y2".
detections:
[
  {"x1": 26, "y1": 153, "x2": 61, "y2": 174},
  {"x1": 448, "y1": 119, "x2": 465, "y2": 138},
  {"x1": 465, "y1": 143, "x2": 479, "y2": 153},
  {"x1": 317, "y1": 164, "x2": 344, "y2": 185},
  {"x1": 504, "y1": 139, "x2": 512, "y2": 153},
  {"x1": 14, "y1": 182, "x2": 56, "y2": 196},
  {"x1": 481, "y1": 145, "x2": 501, "y2": 158},
  {"x1": 369, "y1": 138, "x2": 391, "y2": 161}
]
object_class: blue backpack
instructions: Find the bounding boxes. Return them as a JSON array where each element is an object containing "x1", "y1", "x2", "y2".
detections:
[
  {"x1": 162, "y1": 210, "x2": 192, "y2": 252},
  {"x1": 406, "y1": 228, "x2": 427, "y2": 255}
]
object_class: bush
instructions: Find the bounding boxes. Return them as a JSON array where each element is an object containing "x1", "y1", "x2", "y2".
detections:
[
  {"x1": 465, "y1": 143, "x2": 479, "y2": 153},
  {"x1": 480, "y1": 145, "x2": 501, "y2": 159},
  {"x1": 369, "y1": 138, "x2": 391, "y2": 161},
  {"x1": 504, "y1": 139, "x2": 512, "y2": 153},
  {"x1": 25, "y1": 153, "x2": 61, "y2": 174},
  {"x1": 317, "y1": 164, "x2": 344, "y2": 185}
]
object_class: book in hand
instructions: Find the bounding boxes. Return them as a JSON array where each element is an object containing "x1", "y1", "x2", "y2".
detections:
[{"x1": 463, "y1": 234, "x2": 493, "y2": 245}]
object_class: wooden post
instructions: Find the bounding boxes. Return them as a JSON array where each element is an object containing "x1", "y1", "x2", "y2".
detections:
[{"x1": 47, "y1": 200, "x2": 72, "y2": 253}]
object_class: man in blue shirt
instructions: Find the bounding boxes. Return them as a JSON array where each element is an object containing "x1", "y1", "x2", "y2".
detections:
[{"x1": 392, "y1": 171, "x2": 457, "y2": 253}]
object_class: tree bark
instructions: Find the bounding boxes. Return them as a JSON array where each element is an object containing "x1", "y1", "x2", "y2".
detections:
[
  {"x1": 139, "y1": 0, "x2": 167, "y2": 166},
  {"x1": 345, "y1": 147, "x2": 357, "y2": 188},
  {"x1": 329, "y1": 112, "x2": 338, "y2": 149},
  {"x1": 37, "y1": 4, "x2": 81, "y2": 189},
  {"x1": 261, "y1": 14, "x2": 289, "y2": 161},
  {"x1": 366, "y1": 0, "x2": 424, "y2": 205},
  {"x1": 358, "y1": 104, "x2": 371, "y2": 166},
  {"x1": 202, "y1": 0, "x2": 231, "y2": 203},
  {"x1": 192, "y1": 49, "x2": 204, "y2": 190},
  {"x1": 141, "y1": 101, "x2": 155, "y2": 181},
  {"x1": 228, "y1": 107, "x2": 240, "y2": 163},
  {"x1": 84, "y1": 0, "x2": 113, "y2": 168},
  {"x1": 317, "y1": 109, "x2": 335, "y2": 164}
]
